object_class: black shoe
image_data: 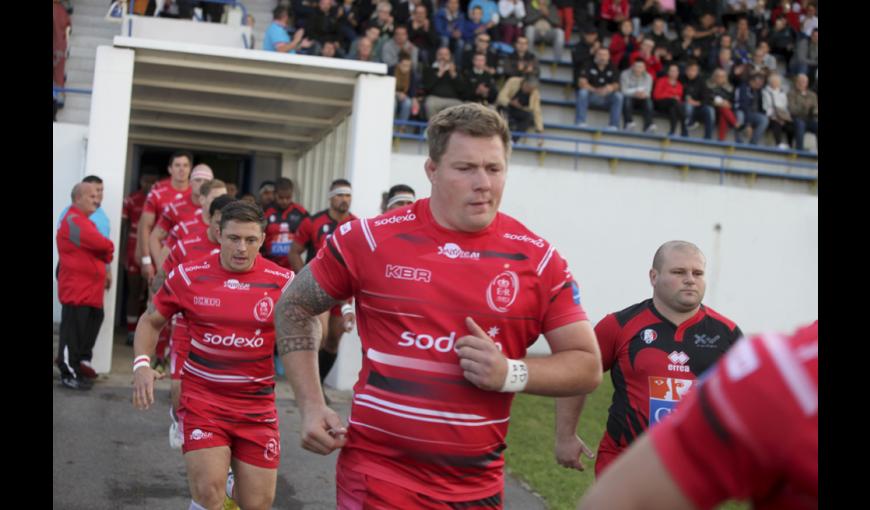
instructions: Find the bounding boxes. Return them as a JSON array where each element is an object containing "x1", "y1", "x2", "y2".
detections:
[{"x1": 60, "y1": 376, "x2": 92, "y2": 391}]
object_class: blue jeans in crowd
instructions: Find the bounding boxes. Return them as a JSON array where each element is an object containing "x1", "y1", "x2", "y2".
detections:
[
  {"x1": 575, "y1": 89, "x2": 623, "y2": 128},
  {"x1": 793, "y1": 118, "x2": 818, "y2": 151},
  {"x1": 735, "y1": 111, "x2": 769, "y2": 145},
  {"x1": 395, "y1": 96, "x2": 412, "y2": 122},
  {"x1": 684, "y1": 103, "x2": 715, "y2": 139}
]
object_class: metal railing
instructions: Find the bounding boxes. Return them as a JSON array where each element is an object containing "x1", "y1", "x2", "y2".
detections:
[
  {"x1": 392, "y1": 120, "x2": 817, "y2": 184},
  {"x1": 53, "y1": 86, "x2": 92, "y2": 96}
]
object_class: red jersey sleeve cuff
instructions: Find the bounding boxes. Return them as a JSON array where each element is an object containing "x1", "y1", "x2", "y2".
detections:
[
  {"x1": 309, "y1": 259, "x2": 350, "y2": 301},
  {"x1": 542, "y1": 310, "x2": 589, "y2": 335}
]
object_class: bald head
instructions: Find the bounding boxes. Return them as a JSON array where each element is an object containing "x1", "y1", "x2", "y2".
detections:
[
  {"x1": 652, "y1": 241, "x2": 705, "y2": 271},
  {"x1": 72, "y1": 182, "x2": 99, "y2": 215}
]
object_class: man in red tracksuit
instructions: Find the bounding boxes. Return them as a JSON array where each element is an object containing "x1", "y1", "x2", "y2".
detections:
[{"x1": 56, "y1": 182, "x2": 115, "y2": 390}]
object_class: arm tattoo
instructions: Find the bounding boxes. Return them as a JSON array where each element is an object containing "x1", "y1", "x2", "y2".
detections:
[
  {"x1": 275, "y1": 265, "x2": 340, "y2": 355},
  {"x1": 150, "y1": 269, "x2": 166, "y2": 296}
]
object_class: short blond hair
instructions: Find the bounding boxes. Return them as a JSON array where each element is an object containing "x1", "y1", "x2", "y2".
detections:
[{"x1": 426, "y1": 103, "x2": 511, "y2": 163}]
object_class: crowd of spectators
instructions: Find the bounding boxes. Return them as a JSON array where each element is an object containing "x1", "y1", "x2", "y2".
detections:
[
  {"x1": 56, "y1": 1, "x2": 817, "y2": 150},
  {"x1": 260, "y1": 0, "x2": 817, "y2": 150}
]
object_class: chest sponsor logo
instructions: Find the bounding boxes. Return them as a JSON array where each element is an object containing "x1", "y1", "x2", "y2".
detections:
[
  {"x1": 174, "y1": 193, "x2": 183, "y2": 200},
  {"x1": 437, "y1": 242, "x2": 480, "y2": 260},
  {"x1": 694, "y1": 334, "x2": 721, "y2": 348},
  {"x1": 374, "y1": 213, "x2": 416, "y2": 227},
  {"x1": 641, "y1": 329, "x2": 658, "y2": 344},
  {"x1": 189, "y1": 428, "x2": 214, "y2": 441},
  {"x1": 193, "y1": 296, "x2": 221, "y2": 307},
  {"x1": 264, "y1": 438, "x2": 280, "y2": 461},
  {"x1": 503, "y1": 232, "x2": 545, "y2": 248},
  {"x1": 263, "y1": 268, "x2": 290, "y2": 279},
  {"x1": 340, "y1": 222, "x2": 352, "y2": 235},
  {"x1": 399, "y1": 330, "x2": 459, "y2": 353},
  {"x1": 186, "y1": 261, "x2": 210, "y2": 273},
  {"x1": 667, "y1": 351, "x2": 691, "y2": 373},
  {"x1": 385, "y1": 264, "x2": 432, "y2": 283},
  {"x1": 486, "y1": 271, "x2": 520, "y2": 313},
  {"x1": 202, "y1": 329, "x2": 265, "y2": 348},
  {"x1": 254, "y1": 297, "x2": 275, "y2": 322},
  {"x1": 648, "y1": 376, "x2": 694, "y2": 426},
  {"x1": 224, "y1": 279, "x2": 251, "y2": 291}
]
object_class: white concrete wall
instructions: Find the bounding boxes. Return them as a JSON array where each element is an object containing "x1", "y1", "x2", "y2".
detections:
[
  {"x1": 327, "y1": 151, "x2": 818, "y2": 387},
  {"x1": 125, "y1": 15, "x2": 253, "y2": 48},
  {"x1": 53, "y1": 123, "x2": 90, "y2": 324},
  {"x1": 83, "y1": 46, "x2": 137, "y2": 374}
]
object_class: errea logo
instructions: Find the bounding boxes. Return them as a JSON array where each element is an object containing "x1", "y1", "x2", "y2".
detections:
[{"x1": 667, "y1": 351, "x2": 691, "y2": 373}]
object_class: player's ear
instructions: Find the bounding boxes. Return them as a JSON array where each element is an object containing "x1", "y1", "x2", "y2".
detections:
[
  {"x1": 649, "y1": 268, "x2": 657, "y2": 287},
  {"x1": 424, "y1": 158, "x2": 436, "y2": 182}
]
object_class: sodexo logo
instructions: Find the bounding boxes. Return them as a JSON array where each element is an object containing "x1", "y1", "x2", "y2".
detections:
[
  {"x1": 503, "y1": 233, "x2": 545, "y2": 248},
  {"x1": 374, "y1": 213, "x2": 416, "y2": 227},
  {"x1": 202, "y1": 329, "x2": 265, "y2": 349},
  {"x1": 399, "y1": 330, "x2": 459, "y2": 353}
]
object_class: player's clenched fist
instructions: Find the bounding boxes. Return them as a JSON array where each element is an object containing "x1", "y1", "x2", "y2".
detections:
[{"x1": 456, "y1": 317, "x2": 508, "y2": 391}]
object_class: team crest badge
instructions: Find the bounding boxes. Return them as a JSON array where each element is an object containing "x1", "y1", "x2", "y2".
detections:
[
  {"x1": 253, "y1": 296, "x2": 275, "y2": 322},
  {"x1": 264, "y1": 438, "x2": 280, "y2": 461},
  {"x1": 486, "y1": 271, "x2": 519, "y2": 313},
  {"x1": 642, "y1": 329, "x2": 658, "y2": 344}
]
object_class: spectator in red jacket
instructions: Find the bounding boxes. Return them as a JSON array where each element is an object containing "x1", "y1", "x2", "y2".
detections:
[
  {"x1": 609, "y1": 19, "x2": 640, "y2": 71},
  {"x1": 629, "y1": 39, "x2": 663, "y2": 79},
  {"x1": 653, "y1": 63, "x2": 686, "y2": 136},
  {"x1": 56, "y1": 182, "x2": 115, "y2": 391}
]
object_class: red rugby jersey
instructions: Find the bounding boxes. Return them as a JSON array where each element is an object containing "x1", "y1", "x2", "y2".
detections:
[
  {"x1": 650, "y1": 321, "x2": 818, "y2": 510},
  {"x1": 308, "y1": 198, "x2": 588, "y2": 501},
  {"x1": 262, "y1": 203, "x2": 308, "y2": 267},
  {"x1": 162, "y1": 234, "x2": 219, "y2": 274},
  {"x1": 143, "y1": 178, "x2": 191, "y2": 217},
  {"x1": 156, "y1": 195, "x2": 202, "y2": 234},
  {"x1": 122, "y1": 190, "x2": 147, "y2": 247},
  {"x1": 166, "y1": 217, "x2": 207, "y2": 252},
  {"x1": 153, "y1": 253, "x2": 294, "y2": 420},
  {"x1": 295, "y1": 209, "x2": 357, "y2": 263}
]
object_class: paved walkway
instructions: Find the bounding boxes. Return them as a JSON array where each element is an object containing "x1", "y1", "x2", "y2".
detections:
[{"x1": 53, "y1": 334, "x2": 547, "y2": 509}]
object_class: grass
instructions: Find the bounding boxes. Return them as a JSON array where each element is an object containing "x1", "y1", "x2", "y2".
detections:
[{"x1": 504, "y1": 378, "x2": 749, "y2": 510}]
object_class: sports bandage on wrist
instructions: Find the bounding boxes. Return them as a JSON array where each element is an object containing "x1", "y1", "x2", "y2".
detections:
[
  {"x1": 386, "y1": 193, "x2": 415, "y2": 209},
  {"x1": 341, "y1": 304, "x2": 354, "y2": 315},
  {"x1": 500, "y1": 359, "x2": 528, "y2": 392},
  {"x1": 133, "y1": 355, "x2": 151, "y2": 371},
  {"x1": 141, "y1": 256, "x2": 152, "y2": 265},
  {"x1": 329, "y1": 187, "x2": 353, "y2": 198}
]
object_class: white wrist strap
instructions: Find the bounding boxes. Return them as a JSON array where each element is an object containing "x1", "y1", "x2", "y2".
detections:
[
  {"x1": 133, "y1": 360, "x2": 151, "y2": 371},
  {"x1": 141, "y1": 256, "x2": 152, "y2": 265},
  {"x1": 500, "y1": 359, "x2": 528, "y2": 393},
  {"x1": 341, "y1": 304, "x2": 354, "y2": 315}
]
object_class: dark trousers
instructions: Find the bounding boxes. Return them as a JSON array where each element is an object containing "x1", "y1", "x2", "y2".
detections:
[
  {"x1": 508, "y1": 107, "x2": 534, "y2": 138},
  {"x1": 769, "y1": 119, "x2": 795, "y2": 146},
  {"x1": 58, "y1": 304, "x2": 104, "y2": 379},
  {"x1": 623, "y1": 97, "x2": 654, "y2": 129},
  {"x1": 654, "y1": 98, "x2": 686, "y2": 135}
]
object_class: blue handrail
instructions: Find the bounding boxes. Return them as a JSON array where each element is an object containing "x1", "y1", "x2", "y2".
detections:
[
  {"x1": 392, "y1": 120, "x2": 817, "y2": 183},
  {"x1": 53, "y1": 86, "x2": 92, "y2": 95}
]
